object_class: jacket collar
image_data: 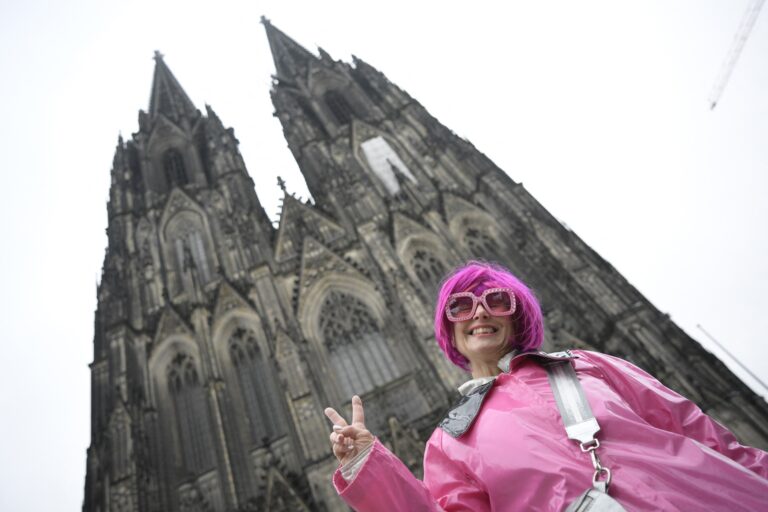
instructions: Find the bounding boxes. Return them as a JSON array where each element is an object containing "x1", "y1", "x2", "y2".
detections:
[
  {"x1": 442, "y1": 350, "x2": 577, "y2": 438},
  {"x1": 457, "y1": 350, "x2": 576, "y2": 396},
  {"x1": 503, "y1": 349, "x2": 575, "y2": 372}
]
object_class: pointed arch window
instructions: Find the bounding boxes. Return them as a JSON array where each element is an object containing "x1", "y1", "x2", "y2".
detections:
[
  {"x1": 323, "y1": 90, "x2": 354, "y2": 125},
  {"x1": 163, "y1": 148, "x2": 188, "y2": 187},
  {"x1": 229, "y1": 328, "x2": 285, "y2": 444},
  {"x1": 167, "y1": 353, "x2": 215, "y2": 474},
  {"x1": 319, "y1": 291, "x2": 400, "y2": 396},
  {"x1": 465, "y1": 227, "x2": 505, "y2": 264},
  {"x1": 410, "y1": 250, "x2": 447, "y2": 297}
]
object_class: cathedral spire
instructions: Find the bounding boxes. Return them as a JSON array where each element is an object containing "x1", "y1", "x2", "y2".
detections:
[
  {"x1": 261, "y1": 17, "x2": 318, "y2": 80},
  {"x1": 148, "y1": 51, "x2": 198, "y2": 121}
]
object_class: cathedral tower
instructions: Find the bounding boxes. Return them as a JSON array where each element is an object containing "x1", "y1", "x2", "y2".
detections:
[{"x1": 84, "y1": 24, "x2": 768, "y2": 512}]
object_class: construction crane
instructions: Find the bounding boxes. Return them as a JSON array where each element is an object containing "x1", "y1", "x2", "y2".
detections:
[{"x1": 709, "y1": 0, "x2": 765, "y2": 109}]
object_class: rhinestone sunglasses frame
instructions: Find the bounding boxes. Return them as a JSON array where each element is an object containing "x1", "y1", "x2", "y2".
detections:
[{"x1": 445, "y1": 287, "x2": 517, "y2": 322}]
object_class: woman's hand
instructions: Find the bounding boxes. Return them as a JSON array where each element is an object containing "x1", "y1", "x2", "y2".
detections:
[{"x1": 324, "y1": 395, "x2": 374, "y2": 465}]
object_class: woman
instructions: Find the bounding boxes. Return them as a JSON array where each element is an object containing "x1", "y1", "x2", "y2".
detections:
[{"x1": 324, "y1": 261, "x2": 768, "y2": 511}]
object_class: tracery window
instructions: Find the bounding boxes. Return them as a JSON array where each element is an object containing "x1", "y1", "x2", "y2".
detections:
[
  {"x1": 323, "y1": 90, "x2": 354, "y2": 125},
  {"x1": 163, "y1": 148, "x2": 188, "y2": 187},
  {"x1": 167, "y1": 353, "x2": 214, "y2": 474},
  {"x1": 410, "y1": 250, "x2": 446, "y2": 297},
  {"x1": 319, "y1": 291, "x2": 399, "y2": 396},
  {"x1": 229, "y1": 328, "x2": 285, "y2": 444},
  {"x1": 465, "y1": 227, "x2": 504, "y2": 264}
]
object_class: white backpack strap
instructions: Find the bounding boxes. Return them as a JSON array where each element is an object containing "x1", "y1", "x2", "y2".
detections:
[
  {"x1": 545, "y1": 359, "x2": 600, "y2": 444},
  {"x1": 544, "y1": 358, "x2": 613, "y2": 492}
]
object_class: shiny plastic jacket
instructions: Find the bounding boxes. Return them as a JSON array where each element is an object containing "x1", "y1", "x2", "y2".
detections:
[{"x1": 333, "y1": 350, "x2": 768, "y2": 511}]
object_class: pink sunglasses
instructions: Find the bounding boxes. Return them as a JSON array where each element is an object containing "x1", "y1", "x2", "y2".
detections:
[{"x1": 445, "y1": 288, "x2": 517, "y2": 322}]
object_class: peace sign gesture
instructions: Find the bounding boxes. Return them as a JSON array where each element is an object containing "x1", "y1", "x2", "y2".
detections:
[{"x1": 324, "y1": 395, "x2": 374, "y2": 465}]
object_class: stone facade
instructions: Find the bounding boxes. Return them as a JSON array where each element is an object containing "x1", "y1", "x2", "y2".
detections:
[{"x1": 82, "y1": 20, "x2": 768, "y2": 512}]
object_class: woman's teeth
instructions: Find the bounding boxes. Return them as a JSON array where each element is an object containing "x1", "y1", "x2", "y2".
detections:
[{"x1": 470, "y1": 327, "x2": 497, "y2": 335}]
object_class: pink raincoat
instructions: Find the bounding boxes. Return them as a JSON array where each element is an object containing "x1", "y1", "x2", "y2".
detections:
[{"x1": 334, "y1": 350, "x2": 768, "y2": 511}]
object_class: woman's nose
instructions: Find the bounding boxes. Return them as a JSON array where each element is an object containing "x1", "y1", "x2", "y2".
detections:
[{"x1": 474, "y1": 304, "x2": 490, "y2": 319}]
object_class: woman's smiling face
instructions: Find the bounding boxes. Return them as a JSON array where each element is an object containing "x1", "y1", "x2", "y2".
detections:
[{"x1": 452, "y1": 301, "x2": 514, "y2": 377}]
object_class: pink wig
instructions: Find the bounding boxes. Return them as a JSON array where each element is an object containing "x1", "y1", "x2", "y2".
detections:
[{"x1": 434, "y1": 261, "x2": 544, "y2": 371}]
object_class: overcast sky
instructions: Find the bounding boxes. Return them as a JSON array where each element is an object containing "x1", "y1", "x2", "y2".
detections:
[{"x1": 0, "y1": 1, "x2": 766, "y2": 510}]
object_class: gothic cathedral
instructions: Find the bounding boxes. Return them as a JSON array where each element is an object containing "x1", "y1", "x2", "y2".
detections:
[{"x1": 83, "y1": 19, "x2": 768, "y2": 512}]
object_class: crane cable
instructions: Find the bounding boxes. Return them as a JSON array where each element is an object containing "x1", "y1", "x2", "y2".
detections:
[{"x1": 709, "y1": 0, "x2": 765, "y2": 110}]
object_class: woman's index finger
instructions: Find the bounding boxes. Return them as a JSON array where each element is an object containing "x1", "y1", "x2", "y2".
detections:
[
  {"x1": 324, "y1": 407, "x2": 348, "y2": 427},
  {"x1": 351, "y1": 395, "x2": 365, "y2": 425}
]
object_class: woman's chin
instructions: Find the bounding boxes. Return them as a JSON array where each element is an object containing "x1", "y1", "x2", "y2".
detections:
[{"x1": 464, "y1": 336, "x2": 509, "y2": 359}]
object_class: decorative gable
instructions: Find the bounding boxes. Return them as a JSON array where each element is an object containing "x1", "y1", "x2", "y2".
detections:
[
  {"x1": 295, "y1": 236, "x2": 375, "y2": 314},
  {"x1": 349, "y1": 118, "x2": 380, "y2": 146},
  {"x1": 212, "y1": 281, "x2": 254, "y2": 324},
  {"x1": 145, "y1": 114, "x2": 188, "y2": 151},
  {"x1": 392, "y1": 212, "x2": 439, "y2": 249},
  {"x1": 274, "y1": 328, "x2": 299, "y2": 359},
  {"x1": 153, "y1": 306, "x2": 193, "y2": 346},
  {"x1": 442, "y1": 192, "x2": 482, "y2": 221},
  {"x1": 297, "y1": 237, "x2": 357, "y2": 298},
  {"x1": 159, "y1": 188, "x2": 205, "y2": 230},
  {"x1": 274, "y1": 194, "x2": 346, "y2": 262}
]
